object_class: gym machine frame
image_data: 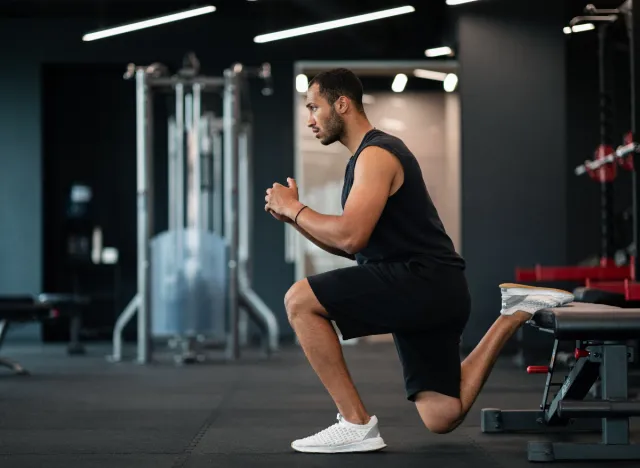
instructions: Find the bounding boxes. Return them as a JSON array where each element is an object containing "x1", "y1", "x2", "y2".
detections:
[
  {"x1": 515, "y1": 1, "x2": 639, "y2": 285},
  {"x1": 482, "y1": 304, "x2": 640, "y2": 462},
  {"x1": 108, "y1": 59, "x2": 279, "y2": 364}
]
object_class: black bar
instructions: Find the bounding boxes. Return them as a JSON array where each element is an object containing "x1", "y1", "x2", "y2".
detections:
[
  {"x1": 529, "y1": 441, "x2": 640, "y2": 462},
  {"x1": 601, "y1": 343, "x2": 630, "y2": 444},
  {"x1": 480, "y1": 409, "x2": 600, "y2": 434},
  {"x1": 540, "y1": 339, "x2": 559, "y2": 411},
  {"x1": 598, "y1": 24, "x2": 616, "y2": 260},
  {"x1": 558, "y1": 400, "x2": 640, "y2": 417},
  {"x1": 148, "y1": 76, "x2": 225, "y2": 89},
  {"x1": 545, "y1": 356, "x2": 600, "y2": 424},
  {"x1": 632, "y1": 0, "x2": 640, "y2": 280}
]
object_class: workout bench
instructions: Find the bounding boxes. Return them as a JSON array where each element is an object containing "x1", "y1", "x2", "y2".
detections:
[
  {"x1": 481, "y1": 302, "x2": 640, "y2": 462},
  {"x1": 0, "y1": 294, "x2": 89, "y2": 375}
]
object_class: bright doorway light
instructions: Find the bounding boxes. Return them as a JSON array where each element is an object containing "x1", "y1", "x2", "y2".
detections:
[
  {"x1": 392, "y1": 74, "x2": 408, "y2": 93},
  {"x1": 296, "y1": 74, "x2": 309, "y2": 93},
  {"x1": 425, "y1": 46, "x2": 453, "y2": 57},
  {"x1": 444, "y1": 74, "x2": 459, "y2": 92},
  {"x1": 82, "y1": 5, "x2": 216, "y2": 41},
  {"x1": 254, "y1": 5, "x2": 415, "y2": 43}
]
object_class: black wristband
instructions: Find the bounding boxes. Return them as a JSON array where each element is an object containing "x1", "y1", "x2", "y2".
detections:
[{"x1": 294, "y1": 205, "x2": 308, "y2": 224}]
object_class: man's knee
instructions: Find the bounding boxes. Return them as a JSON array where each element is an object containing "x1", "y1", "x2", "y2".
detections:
[
  {"x1": 284, "y1": 280, "x2": 310, "y2": 324},
  {"x1": 415, "y1": 392, "x2": 464, "y2": 435},
  {"x1": 421, "y1": 413, "x2": 463, "y2": 435}
]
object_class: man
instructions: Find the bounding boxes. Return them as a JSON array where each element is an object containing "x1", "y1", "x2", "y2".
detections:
[{"x1": 264, "y1": 68, "x2": 574, "y2": 453}]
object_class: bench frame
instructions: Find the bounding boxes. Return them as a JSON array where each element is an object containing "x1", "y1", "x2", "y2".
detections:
[{"x1": 482, "y1": 316, "x2": 640, "y2": 462}]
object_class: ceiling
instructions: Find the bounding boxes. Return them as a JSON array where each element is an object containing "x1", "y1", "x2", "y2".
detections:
[
  {"x1": 0, "y1": 0, "x2": 450, "y2": 61},
  {"x1": 0, "y1": 0, "x2": 443, "y2": 19}
]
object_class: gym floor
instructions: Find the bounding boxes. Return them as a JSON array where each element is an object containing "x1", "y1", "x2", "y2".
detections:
[{"x1": 0, "y1": 342, "x2": 638, "y2": 468}]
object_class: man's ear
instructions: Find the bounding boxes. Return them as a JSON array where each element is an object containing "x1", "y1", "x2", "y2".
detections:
[{"x1": 335, "y1": 96, "x2": 349, "y2": 114}]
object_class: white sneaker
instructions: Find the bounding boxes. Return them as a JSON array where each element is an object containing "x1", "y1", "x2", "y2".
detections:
[
  {"x1": 499, "y1": 283, "x2": 574, "y2": 316},
  {"x1": 291, "y1": 414, "x2": 387, "y2": 454}
]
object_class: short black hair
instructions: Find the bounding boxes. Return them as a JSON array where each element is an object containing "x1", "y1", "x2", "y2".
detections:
[{"x1": 308, "y1": 68, "x2": 365, "y2": 113}]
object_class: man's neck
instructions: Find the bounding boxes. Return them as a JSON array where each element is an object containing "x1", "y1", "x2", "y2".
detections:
[{"x1": 341, "y1": 118, "x2": 375, "y2": 154}]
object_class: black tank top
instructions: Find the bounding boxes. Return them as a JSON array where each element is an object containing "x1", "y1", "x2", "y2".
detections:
[{"x1": 341, "y1": 129, "x2": 465, "y2": 268}]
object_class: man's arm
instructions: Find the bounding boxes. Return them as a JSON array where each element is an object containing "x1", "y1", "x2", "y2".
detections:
[
  {"x1": 285, "y1": 146, "x2": 400, "y2": 255},
  {"x1": 290, "y1": 222, "x2": 355, "y2": 260}
]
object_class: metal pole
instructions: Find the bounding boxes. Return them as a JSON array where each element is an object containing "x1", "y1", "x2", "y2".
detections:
[
  {"x1": 597, "y1": 24, "x2": 616, "y2": 265},
  {"x1": 200, "y1": 115, "x2": 213, "y2": 232},
  {"x1": 168, "y1": 117, "x2": 177, "y2": 232},
  {"x1": 223, "y1": 67, "x2": 241, "y2": 360},
  {"x1": 212, "y1": 122, "x2": 223, "y2": 236},
  {"x1": 238, "y1": 125, "x2": 250, "y2": 347},
  {"x1": 135, "y1": 68, "x2": 151, "y2": 364},
  {"x1": 175, "y1": 83, "x2": 185, "y2": 260},
  {"x1": 193, "y1": 83, "x2": 202, "y2": 231}
]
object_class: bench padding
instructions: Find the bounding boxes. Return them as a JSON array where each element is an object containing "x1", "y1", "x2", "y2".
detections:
[{"x1": 531, "y1": 302, "x2": 640, "y2": 339}]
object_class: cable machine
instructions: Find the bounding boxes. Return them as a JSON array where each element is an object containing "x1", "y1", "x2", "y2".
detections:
[{"x1": 108, "y1": 54, "x2": 279, "y2": 364}]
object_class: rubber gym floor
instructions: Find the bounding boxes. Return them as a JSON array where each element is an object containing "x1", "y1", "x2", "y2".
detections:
[{"x1": 0, "y1": 342, "x2": 638, "y2": 468}]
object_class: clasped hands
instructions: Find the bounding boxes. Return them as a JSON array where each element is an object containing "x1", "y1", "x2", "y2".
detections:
[{"x1": 265, "y1": 177, "x2": 304, "y2": 223}]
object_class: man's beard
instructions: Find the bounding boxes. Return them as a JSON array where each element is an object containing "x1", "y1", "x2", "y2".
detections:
[{"x1": 320, "y1": 108, "x2": 345, "y2": 146}]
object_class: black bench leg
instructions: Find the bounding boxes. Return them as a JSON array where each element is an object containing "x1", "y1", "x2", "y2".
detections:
[
  {"x1": 67, "y1": 312, "x2": 86, "y2": 355},
  {"x1": 0, "y1": 357, "x2": 30, "y2": 375},
  {"x1": 0, "y1": 320, "x2": 29, "y2": 376}
]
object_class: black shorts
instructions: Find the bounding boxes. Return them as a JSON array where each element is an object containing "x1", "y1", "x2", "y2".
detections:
[{"x1": 307, "y1": 258, "x2": 471, "y2": 402}]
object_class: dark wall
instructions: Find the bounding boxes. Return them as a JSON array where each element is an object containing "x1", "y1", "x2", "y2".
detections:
[
  {"x1": 565, "y1": 16, "x2": 634, "y2": 266},
  {"x1": 0, "y1": 8, "x2": 448, "y2": 341},
  {"x1": 457, "y1": 2, "x2": 568, "y2": 347},
  {"x1": 2, "y1": 2, "x2": 607, "y2": 348}
]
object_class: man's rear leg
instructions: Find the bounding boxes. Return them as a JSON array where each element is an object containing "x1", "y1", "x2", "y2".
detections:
[
  {"x1": 415, "y1": 311, "x2": 531, "y2": 433},
  {"x1": 415, "y1": 284, "x2": 574, "y2": 433}
]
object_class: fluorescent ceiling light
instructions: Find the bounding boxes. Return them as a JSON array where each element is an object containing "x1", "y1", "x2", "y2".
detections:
[
  {"x1": 413, "y1": 69, "x2": 448, "y2": 81},
  {"x1": 391, "y1": 74, "x2": 408, "y2": 93},
  {"x1": 564, "y1": 23, "x2": 595, "y2": 34},
  {"x1": 425, "y1": 46, "x2": 453, "y2": 57},
  {"x1": 296, "y1": 74, "x2": 309, "y2": 93},
  {"x1": 254, "y1": 5, "x2": 415, "y2": 43},
  {"x1": 82, "y1": 5, "x2": 216, "y2": 41},
  {"x1": 446, "y1": 0, "x2": 479, "y2": 5},
  {"x1": 444, "y1": 74, "x2": 459, "y2": 92}
]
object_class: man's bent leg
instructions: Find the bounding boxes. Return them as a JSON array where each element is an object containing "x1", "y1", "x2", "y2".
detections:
[
  {"x1": 415, "y1": 285, "x2": 574, "y2": 434},
  {"x1": 285, "y1": 279, "x2": 369, "y2": 424}
]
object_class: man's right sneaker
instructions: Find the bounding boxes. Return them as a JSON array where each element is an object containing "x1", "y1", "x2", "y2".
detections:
[
  {"x1": 499, "y1": 283, "x2": 574, "y2": 316},
  {"x1": 291, "y1": 414, "x2": 386, "y2": 454}
]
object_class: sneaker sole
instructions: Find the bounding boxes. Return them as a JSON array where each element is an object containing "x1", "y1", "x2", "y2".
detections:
[
  {"x1": 291, "y1": 436, "x2": 387, "y2": 454},
  {"x1": 499, "y1": 283, "x2": 574, "y2": 301}
]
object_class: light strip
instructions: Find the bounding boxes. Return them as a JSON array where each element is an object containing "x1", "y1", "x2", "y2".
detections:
[
  {"x1": 296, "y1": 74, "x2": 309, "y2": 93},
  {"x1": 444, "y1": 74, "x2": 459, "y2": 92},
  {"x1": 392, "y1": 74, "x2": 408, "y2": 93},
  {"x1": 82, "y1": 5, "x2": 216, "y2": 41},
  {"x1": 413, "y1": 69, "x2": 448, "y2": 81},
  {"x1": 425, "y1": 46, "x2": 453, "y2": 57},
  {"x1": 446, "y1": 0, "x2": 479, "y2": 5},
  {"x1": 572, "y1": 23, "x2": 595, "y2": 33},
  {"x1": 254, "y1": 5, "x2": 415, "y2": 43}
]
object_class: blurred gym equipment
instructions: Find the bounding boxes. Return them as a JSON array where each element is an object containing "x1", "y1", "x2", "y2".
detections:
[
  {"x1": 511, "y1": 1, "x2": 640, "y2": 367},
  {"x1": 0, "y1": 294, "x2": 89, "y2": 374},
  {"x1": 516, "y1": 2, "x2": 638, "y2": 285},
  {"x1": 108, "y1": 54, "x2": 278, "y2": 365}
]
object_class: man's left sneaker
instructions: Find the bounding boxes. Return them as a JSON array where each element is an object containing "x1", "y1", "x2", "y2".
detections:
[
  {"x1": 291, "y1": 414, "x2": 386, "y2": 454},
  {"x1": 499, "y1": 283, "x2": 574, "y2": 316}
]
